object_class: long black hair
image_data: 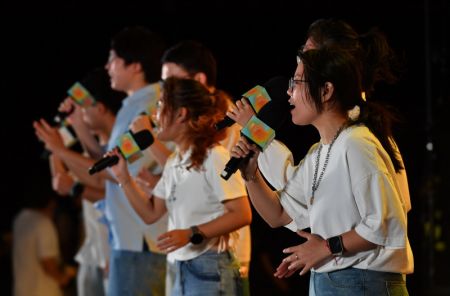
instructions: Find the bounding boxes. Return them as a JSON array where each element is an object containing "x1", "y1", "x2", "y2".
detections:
[
  {"x1": 298, "y1": 48, "x2": 403, "y2": 172},
  {"x1": 307, "y1": 18, "x2": 400, "y2": 98}
]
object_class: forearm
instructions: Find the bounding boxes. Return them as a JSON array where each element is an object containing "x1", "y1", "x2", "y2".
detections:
[
  {"x1": 120, "y1": 178, "x2": 165, "y2": 224},
  {"x1": 55, "y1": 148, "x2": 114, "y2": 185},
  {"x1": 341, "y1": 229, "x2": 377, "y2": 254},
  {"x1": 71, "y1": 123, "x2": 104, "y2": 159},
  {"x1": 245, "y1": 169, "x2": 292, "y2": 228},
  {"x1": 41, "y1": 259, "x2": 72, "y2": 287},
  {"x1": 198, "y1": 197, "x2": 252, "y2": 239}
]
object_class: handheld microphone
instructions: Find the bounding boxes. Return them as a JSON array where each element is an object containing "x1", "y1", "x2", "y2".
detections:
[
  {"x1": 88, "y1": 130, "x2": 154, "y2": 175},
  {"x1": 215, "y1": 84, "x2": 272, "y2": 130},
  {"x1": 221, "y1": 76, "x2": 290, "y2": 180}
]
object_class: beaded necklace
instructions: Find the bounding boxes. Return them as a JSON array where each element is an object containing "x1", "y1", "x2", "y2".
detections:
[{"x1": 310, "y1": 124, "x2": 346, "y2": 205}]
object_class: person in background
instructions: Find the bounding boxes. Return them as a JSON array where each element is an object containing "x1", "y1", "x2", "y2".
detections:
[
  {"x1": 34, "y1": 68, "x2": 125, "y2": 295},
  {"x1": 102, "y1": 26, "x2": 168, "y2": 296},
  {"x1": 154, "y1": 40, "x2": 251, "y2": 295},
  {"x1": 109, "y1": 77, "x2": 252, "y2": 295},
  {"x1": 12, "y1": 179, "x2": 77, "y2": 296}
]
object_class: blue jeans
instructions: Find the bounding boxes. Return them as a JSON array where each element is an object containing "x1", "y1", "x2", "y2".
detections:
[
  {"x1": 108, "y1": 249, "x2": 166, "y2": 296},
  {"x1": 173, "y1": 250, "x2": 242, "y2": 296},
  {"x1": 310, "y1": 268, "x2": 408, "y2": 296}
]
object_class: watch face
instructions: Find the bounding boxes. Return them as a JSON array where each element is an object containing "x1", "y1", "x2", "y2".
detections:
[
  {"x1": 328, "y1": 236, "x2": 343, "y2": 255},
  {"x1": 190, "y1": 233, "x2": 204, "y2": 245}
]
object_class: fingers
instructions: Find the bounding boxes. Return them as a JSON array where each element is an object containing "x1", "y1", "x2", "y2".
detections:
[{"x1": 297, "y1": 230, "x2": 313, "y2": 240}]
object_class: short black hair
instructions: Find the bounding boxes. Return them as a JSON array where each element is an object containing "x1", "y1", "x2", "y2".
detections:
[
  {"x1": 161, "y1": 40, "x2": 217, "y2": 87},
  {"x1": 81, "y1": 68, "x2": 126, "y2": 115},
  {"x1": 111, "y1": 26, "x2": 165, "y2": 83}
]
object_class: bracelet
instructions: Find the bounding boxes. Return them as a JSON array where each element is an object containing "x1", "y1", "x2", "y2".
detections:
[{"x1": 241, "y1": 168, "x2": 258, "y2": 182}]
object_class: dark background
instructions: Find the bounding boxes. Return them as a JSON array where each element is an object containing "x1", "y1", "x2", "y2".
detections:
[{"x1": 1, "y1": 1, "x2": 449, "y2": 295}]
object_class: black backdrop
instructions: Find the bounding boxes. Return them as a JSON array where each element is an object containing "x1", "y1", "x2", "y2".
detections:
[{"x1": 1, "y1": 1, "x2": 449, "y2": 295}]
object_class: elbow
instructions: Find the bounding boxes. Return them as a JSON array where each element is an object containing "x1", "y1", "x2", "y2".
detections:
[
  {"x1": 242, "y1": 211, "x2": 252, "y2": 226},
  {"x1": 142, "y1": 215, "x2": 158, "y2": 225},
  {"x1": 266, "y1": 220, "x2": 283, "y2": 228}
]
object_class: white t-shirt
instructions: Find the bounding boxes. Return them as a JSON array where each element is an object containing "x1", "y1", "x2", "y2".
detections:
[
  {"x1": 277, "y1": 125, "x2": 414, "y2": 274},
  {"x1": 75, "y1": 200, "x2": 109, "y2": 268},
  {"x1": 153, "y1": 145, "x2": 247, "y2": 262},
  {"x1": 13, "y1": 209, "x2": 62, "y2": 296}
]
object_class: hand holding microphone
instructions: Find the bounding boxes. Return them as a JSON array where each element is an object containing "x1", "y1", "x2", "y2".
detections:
[
  {"x1": 106, "y1": 148, "x2": 132, "y2": 187},
  {"x1": 221, "y1": 76, "x2": 290, "y2": 180},
  {"x1": 215, "y1": 84, "x2": 272, "y2": 130},
  {"x1": 88, "y1": 130, "x2": 154, "y2": 175},
  {"x1": 226, "y1": 98, "x2": 255, "y2": 127}
]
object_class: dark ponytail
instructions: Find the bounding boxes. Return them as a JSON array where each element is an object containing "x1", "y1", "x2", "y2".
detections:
[
  {"x1": 355, "y1": 100, "x2": 404, "y2": 172},
  {"x1": 358, "y1": 28, "x2": 401, "y2": 97},
  {"x1": 299, "y1": 48, "x2": 404, "y2": 173}
]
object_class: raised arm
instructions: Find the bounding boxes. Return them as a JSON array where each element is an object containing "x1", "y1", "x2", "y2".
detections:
[
  {"x1": 59, "y1": 97, "x2": 104, "y2": 159},
  {"x1": 34, "y1": 119, "x2": 114, "y2": 186},
  {"x1": 231, "y1": 136, "x2": 293, "y2": 228},
  {"x1": 108, "y1": 148, "x2": 167, "y2": 224}
]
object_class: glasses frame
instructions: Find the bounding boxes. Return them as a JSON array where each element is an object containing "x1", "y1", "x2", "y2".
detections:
[{"x1": 289, "y1": 77, "x2": 307, "y2": 92}]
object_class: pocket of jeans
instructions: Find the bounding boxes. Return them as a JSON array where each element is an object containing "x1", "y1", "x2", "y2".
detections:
[
  {"x1": 325, "y1": 269, "x2": 363, "y2": 288},
  {"x1": 186, "y1": 254, "x2": 220, "y2": 281},
  {"x1": 386, "y1": 281, "x2": 408, "y2": 296}
]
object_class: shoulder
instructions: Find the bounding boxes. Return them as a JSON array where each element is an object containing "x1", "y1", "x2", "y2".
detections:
[{"x1": 341, "y1": 125, "x2": 392, "y2": 175}]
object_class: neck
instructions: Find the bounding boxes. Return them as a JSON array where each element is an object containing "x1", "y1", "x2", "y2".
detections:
[
  {"x1": 126, "y1": 78, "x2": 150, "y2": 96},
  {"x1": 314, "y1": 113, "x2": 348, "y2": 144}
]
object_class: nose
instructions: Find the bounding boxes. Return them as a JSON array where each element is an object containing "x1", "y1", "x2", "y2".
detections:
[{"x1": 287, "y1": 87, "x2": 293, "y2": 97}]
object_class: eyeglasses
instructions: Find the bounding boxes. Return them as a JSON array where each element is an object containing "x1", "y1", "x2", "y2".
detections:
[{"x1": 289, "y1": 77, "x2": 307, "y2": 92}]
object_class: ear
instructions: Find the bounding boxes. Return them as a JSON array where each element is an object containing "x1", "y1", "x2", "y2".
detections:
[
  {"x1": 321, "y1": 82, "x2": 334, "y2": 103},
  {"x1": 95, "y1": 102, "x2": 107, "y2": 114},
  {"x1": 175, "y1": 107, "x2": 188, "y2": 124},
  {"x1": 129, "y1": 62, "x2": 143, "y2": 74},
  {"x1": 193, "y1": 72, "x2": 208, "y2": 86}
]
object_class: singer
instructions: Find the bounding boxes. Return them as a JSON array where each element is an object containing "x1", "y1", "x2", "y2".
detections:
[
  {"x1": 108, "y1": 77, "x2": 251, "y2": 296},
  {"x1": 231, "y1": 48, "x2": 413, "y2": 295}
]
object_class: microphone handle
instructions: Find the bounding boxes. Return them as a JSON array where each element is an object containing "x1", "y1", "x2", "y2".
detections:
[
  {"x1": 220, "y1": 151, "x2": 254, "y2": 180},
  {"x1": 88, "y1": 155, "x2": 119, "y2": 175},
  {"x1": 215, "y1": 116, "x2": 235, "y2": 130}
]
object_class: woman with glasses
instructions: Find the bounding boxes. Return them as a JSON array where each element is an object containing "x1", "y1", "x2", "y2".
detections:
[
  {"x1": 108, "y1": 77, "x2": 251, "y2": 295},
  {"x1": 227, "y1": 19, "x2": 407, "y2": 204},
  {"x1": 231, "y1": 47, "x2": 413, "y2": 295}
]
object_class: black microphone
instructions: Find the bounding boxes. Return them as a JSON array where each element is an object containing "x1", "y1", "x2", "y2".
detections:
[
  {"x1": 221, "y1": 76, "x2": 290, "y2": 180},
  {"x1": 88, "y1": 130, "x2": 154, "y2": 175},
  {"x1": 215, "y1": 116, "x2": 235, "y2": 130}
]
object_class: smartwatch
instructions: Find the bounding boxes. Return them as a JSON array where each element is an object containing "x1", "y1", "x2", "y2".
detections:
[
  {"x1": 70, "y1": 182, "x2": 85, "y2": 199},
  {"x1": 190, "y1": 226, "x2": 205, "y2": 245},
  {"x1": 327, "y1": 235, "x2": 344, "y2": 256}
]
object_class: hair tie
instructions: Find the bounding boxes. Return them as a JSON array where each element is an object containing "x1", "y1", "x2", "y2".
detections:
[{"x1": 347, "y1": 105, "x2": 360, "y2": 121}]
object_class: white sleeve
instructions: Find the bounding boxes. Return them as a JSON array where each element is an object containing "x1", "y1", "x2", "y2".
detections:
[
  {"x1": 278, "y1": 166, "x2": 310, "y2": 231},
  {"x1": 208, "y1": 148, "x2": 247, "y2": 202},
  {"x1": 347, "y1": 139, "x2": 408, "y2": 248},
  {"x1": 152, "y1": 166, "x2": 168, "y2": 200},
  {"x1": 36, "y1": 218, "x2": 59, "y2": 259},
  {"x1": 258, "y1": 140, "x2": 296, "y2": 190},
  {"x1": 353, "y1": 172, "x2": 408, "y2": 248}
]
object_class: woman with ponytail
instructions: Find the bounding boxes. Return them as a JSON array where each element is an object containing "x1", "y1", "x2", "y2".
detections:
[
  {"x1": 109, "y1": 77, "x2": 251, "y2": 295},
  {"x1": 228, "y1": 19, "x2": 410, "y2": 213},
  {"x1": 231, "y1": 47, "x2": 413, "y2": 295}
]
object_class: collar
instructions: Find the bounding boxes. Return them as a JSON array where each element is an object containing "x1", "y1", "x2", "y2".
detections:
[{"x1": 122, "y1": 81, "x2": 162, "y2": 107}]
